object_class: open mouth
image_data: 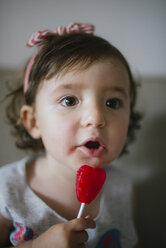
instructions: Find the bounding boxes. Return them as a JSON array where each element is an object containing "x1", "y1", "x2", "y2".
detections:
[
  {"x1": 84, "y1": 141, "x2": 100, "y2": 149},
  {"x1": 78, "y1": 138, "x2": 105, "y2": 157}
]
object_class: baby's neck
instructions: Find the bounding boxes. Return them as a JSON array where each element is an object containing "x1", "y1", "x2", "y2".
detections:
[{"x1": 26, "y1": 155, "x2": 102, "y2": 220}]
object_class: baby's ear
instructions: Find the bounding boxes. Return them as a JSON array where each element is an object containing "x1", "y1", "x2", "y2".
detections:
[{"x1": 20, "y1": 105, "x2": 41, "y2": 139}]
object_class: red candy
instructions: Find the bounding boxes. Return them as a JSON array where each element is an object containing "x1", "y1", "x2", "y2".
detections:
[{"x1": 76, "y1": 165, "x2": 106, "y2": 204}]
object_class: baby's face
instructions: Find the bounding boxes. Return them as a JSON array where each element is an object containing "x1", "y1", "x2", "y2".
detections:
[{"x1": 34, "y1": 58, "x2": 130, "y2": 171}]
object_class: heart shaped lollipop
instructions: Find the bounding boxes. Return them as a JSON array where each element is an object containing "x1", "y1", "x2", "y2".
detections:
[{"x1": 76, "y1": 165, "x2": 106, "y2": 218}]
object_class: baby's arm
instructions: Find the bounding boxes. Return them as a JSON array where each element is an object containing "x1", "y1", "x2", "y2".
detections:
[
  {"x1": 2, "y1": 217, "x2": 96, "y2": 248},
  {"x1": 0, "y1": 213, "x2": 13, "y2": 247}
]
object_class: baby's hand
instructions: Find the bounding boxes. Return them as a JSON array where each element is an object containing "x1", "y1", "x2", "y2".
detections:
[{"x1": 32, "y1": 217, "x2": 96, "y2": 248}]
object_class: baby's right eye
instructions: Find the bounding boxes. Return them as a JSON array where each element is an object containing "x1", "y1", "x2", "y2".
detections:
[{"x1": 59, "y1": 96, "x2": 79, "y2": 107}]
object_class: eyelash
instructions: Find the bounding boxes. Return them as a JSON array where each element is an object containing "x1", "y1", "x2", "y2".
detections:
[
  {"x1": 58, "y1": 96, "x2": 123, "y2": 109},
  {"x1": 58, "y1": 96, "x2": 79, "y2": 107},
  {"x1": 106, "y1": 98, "x2": 123, "y2": 109}
]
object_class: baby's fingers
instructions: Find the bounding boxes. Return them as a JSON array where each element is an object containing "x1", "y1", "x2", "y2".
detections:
[
  {"x1": 76, "y1": 230, "x2": 88, "y2": 244},
  {"x1": 70, "y1": 217, "x2": 96, "y2": 231}
]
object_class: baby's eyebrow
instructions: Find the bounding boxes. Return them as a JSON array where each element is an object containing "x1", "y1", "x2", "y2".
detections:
[
  {"x1": 51, "y1": 83, "x2": 79, "y2": 97},
  {"x1": 105, "y1": 86, "x2": 129, "y2": 98},
  {"x1": 55, "y1": 83, "x2": 77, "y2": 90}
]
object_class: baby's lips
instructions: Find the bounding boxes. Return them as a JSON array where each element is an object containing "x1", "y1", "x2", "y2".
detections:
[
  {"x1": 81, "y1": 137, "x2": 106, "y2": 149},
  {"x1": 77, "y1": 137, "x2": 106, "y2": 157}
]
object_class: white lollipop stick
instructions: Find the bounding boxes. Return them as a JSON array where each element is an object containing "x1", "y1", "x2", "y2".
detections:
[{"x1": 77, "y1": 203, "x2": 86, "y2": 218}]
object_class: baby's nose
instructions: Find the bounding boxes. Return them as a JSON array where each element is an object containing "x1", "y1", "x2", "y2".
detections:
[{"x1": 80, "y1": 103, "x2": 106, "y2": 128}]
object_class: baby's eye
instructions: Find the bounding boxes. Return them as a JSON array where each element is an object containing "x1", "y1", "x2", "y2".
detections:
[
  {"x1": 59, "y1": 96, "x2": 79, "y2": 107},
  {"x1": 106, "y1": 98, "x2": 123, "y2": 109}
]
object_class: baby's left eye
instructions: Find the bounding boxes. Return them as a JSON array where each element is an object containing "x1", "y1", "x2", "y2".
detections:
[
  {"x1": 59, "y1": 96, "x2": 79, "y2": 107},
  {"x1": 106, "y1": 98, "x2": 123, "y2": 109}
]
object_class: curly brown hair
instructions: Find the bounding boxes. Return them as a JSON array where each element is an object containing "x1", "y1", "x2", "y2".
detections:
[{"x1": 5, "y1": 33, "x2": 142, "y2": 155}]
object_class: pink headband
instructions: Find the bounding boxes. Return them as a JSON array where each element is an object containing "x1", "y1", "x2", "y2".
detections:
[{"x1": 23, "y1": 22, "x2": 95, "y2": 94}]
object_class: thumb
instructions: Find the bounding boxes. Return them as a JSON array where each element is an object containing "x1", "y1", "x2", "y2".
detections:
[{"x1": 69, "y1": 217, "x2": 96, "y2": 231}]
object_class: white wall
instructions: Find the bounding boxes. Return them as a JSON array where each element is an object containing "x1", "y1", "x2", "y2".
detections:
[{"x1": 0, "y1": 0, "x2": 166, "y2": 76}]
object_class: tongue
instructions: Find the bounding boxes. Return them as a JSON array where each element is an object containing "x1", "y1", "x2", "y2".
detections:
[{"x1": 76, "y1": 165, "x2": 106, "y2": 204}]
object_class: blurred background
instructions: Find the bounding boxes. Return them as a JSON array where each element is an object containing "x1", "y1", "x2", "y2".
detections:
[{"x1": 0, "y1": 0, "x2": 166, "y2": 247}]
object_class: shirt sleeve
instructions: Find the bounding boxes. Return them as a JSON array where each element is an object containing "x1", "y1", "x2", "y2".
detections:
[{"x1": 0, "y1": 166, "x2": 12, "y2": 220}]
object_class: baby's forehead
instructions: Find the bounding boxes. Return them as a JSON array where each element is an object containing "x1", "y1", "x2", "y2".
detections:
[
  {"x1": 45, "y1": 58, "x2": 130, "y2": 94},
  {"x1": 55, "y1": 57, "x2": 129, "y2": 79}
]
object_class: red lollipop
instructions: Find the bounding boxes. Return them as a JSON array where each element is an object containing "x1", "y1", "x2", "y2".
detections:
[{"x1": 76, "y1": 165, "x2": 106, "y2": 218}]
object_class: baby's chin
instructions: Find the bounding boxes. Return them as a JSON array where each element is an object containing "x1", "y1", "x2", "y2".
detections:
[{"x1": 75, "y1": 159, "x2": 109, "y2": 170}]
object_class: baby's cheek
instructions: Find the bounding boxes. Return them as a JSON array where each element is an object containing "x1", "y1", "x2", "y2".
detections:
[
  {"x1": 56, "y1": 122, "x2": 76, "y2": 147},
  {"x1": 111, "y1": 123, "x2": 128, "y2": 154},
  {"x1": 117, "y1": 128, "x2": 128, "y2": 152}
]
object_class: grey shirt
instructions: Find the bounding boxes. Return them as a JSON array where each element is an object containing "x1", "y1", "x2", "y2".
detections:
[{"x1": 0, "y1": 157, "x2": 137, "y2": 247}]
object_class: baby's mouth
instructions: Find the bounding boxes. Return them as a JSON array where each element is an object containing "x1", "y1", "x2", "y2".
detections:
[
  {"x1": 84, "y1": 141, "x2": 100, "y2": 149},
  {"x1": 78, "y1": 138, "x2": 105, "y2": 157}
]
